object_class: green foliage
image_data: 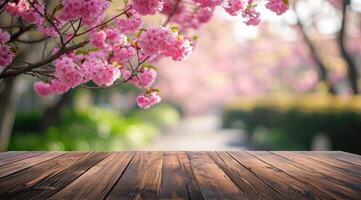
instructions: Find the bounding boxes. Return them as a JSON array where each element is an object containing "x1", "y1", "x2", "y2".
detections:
[
  {"x1": 223, "y1": 94, "x2": 361, "y2": 154},
  {"x1": 9, "y1": 105, "x2": 180, "y2": 151},
  {"x1": 132, "y1": 104, "x2": 180, "y2": 129}
]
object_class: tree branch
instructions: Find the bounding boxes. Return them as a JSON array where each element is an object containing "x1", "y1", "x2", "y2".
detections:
[
  {"x1": 294, "y1": 9, "x2": 336, "y2": 94},
  {"x1": 338, "y1": 0, "x2": 359, "y2": 94},
  {"x1": 0, "y1": 41, "x2": 89, "y2": 79},
  {"x1": 75, "y1": 6, "x2": 132, "y2": 37}
]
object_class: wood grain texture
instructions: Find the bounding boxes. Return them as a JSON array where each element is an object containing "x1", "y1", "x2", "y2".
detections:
[
  {"x1": 274, "y1": 151, "x2": 361, "y2": 188},
  {"x1": 0, "y1": 152, "x2": 89, "y2": 197},
  {"x1": 229, "y1": 151, "x2": 332, "y2": 200},
  {"x1": 159, "y1": 152, "x2": 204, "y2": 200},
  {"x1": 50, "y1": 152, "x2": 135, "y2": 200},
  {"x1": 187, "y1": 152, "x2": 243, "y2": 200},
  {"x1": 323, "y1": 151, "x2": 361, "y2": 167},
  {"x1": 0, "y1": 151, "x2": 360, "y2": 200},
  {"x1": 208, "y1": 151, "x2": 285, "y2": 199},
  {"x1": 105, "y1": 152, "x2": 163, "y2": 200},
  {"x1": 250, "y1": 151, "x2": 361, "y2": 199},
  {"x1": 300, "y1": 151, "x2": 361, "y2": 177},
  {"x1": 0, "y1": 151, "x2": 44, "y2": 167},
  {"x1": 0, "y1": 151, "x2": 65, "y2": 179},
  {"x1": 1, "y1": 152, "x2": 109, "y2": 200}
]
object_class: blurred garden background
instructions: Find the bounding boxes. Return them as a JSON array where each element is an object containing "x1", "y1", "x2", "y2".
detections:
[{"x1": 1, "y1": 0, "x2": 361, "y2": 154}]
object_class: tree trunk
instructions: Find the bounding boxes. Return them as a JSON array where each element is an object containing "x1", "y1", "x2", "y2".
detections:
[
  {"x1": 39, "y1": 92, "x2": 72, "y2": 131},
  {"x1": 339, "y1": 0, "x2": 359, "y2": 94},
  {"x1": 295, "y1": 12, "x2": 337, "y2": 94},
  {"x1": 0, "y1": 78, "x2": 20, "y2": 152}
]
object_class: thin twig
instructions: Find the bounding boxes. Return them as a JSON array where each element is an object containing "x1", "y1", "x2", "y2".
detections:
[
  {"x1": 75, "y1": 6, "x2": 131, "y2": 37},
  {"x1": 0, "y1": 41, "x2": 89, "y2": 78}
]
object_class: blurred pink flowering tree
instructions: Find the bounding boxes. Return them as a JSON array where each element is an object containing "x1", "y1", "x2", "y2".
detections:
[
  {"x1": 157, "y1": 22, "x2": 321, "y2": 114},
  {"x1": 157, "y1": 0, "x2": 361, "y2": 114},
  {"x1": 0, "y1": 0, "x2": 290, "y2": 109}
]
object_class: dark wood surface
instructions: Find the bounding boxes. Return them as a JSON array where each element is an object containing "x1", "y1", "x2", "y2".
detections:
[{"x1": 0, "y1": 151, "x2": 360, "y2": 200}]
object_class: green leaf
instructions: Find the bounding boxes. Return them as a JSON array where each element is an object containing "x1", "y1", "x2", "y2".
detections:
[
  {"x1": 142, "y1": 64, "x2": 158, "y2": 70},
  {"x1": 136, "y1": 29, "x2": 147, "y2": 38},
  {"x1": 51, "y1": 3, "x2": 64, "y2": 18},
  {"x1": 75, "y1": 48, "x2": 99, "y2": 55},
  {"x1": 170, "y1": 26, "x2": 180, "y2": 33}
]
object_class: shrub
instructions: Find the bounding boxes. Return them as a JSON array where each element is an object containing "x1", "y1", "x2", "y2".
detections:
[
  {"x1": 9, "y1": 105, "x2": 180, "y2": 151},
  {"x1": 223, "y1": 94, "x2": 361, "y2": 154}
]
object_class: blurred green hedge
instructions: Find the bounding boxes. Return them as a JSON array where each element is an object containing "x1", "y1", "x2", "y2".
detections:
[
  {"x1": 9, "y1": 104, "x2": 180, "y2": 151},
  {"x1": 222, "y1": 94, "x2": 361, "y2": 154}
]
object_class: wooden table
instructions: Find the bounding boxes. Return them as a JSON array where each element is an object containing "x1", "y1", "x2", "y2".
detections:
[{"x1": 0, "y1": 151, "x2": 361, "y2": 199}]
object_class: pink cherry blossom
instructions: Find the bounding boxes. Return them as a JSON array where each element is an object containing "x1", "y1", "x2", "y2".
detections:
[
  {"x1": 0, "y1": 29, "x2": 14, "y2": 67},
  {"x1": 33, "y1": 81, "x2": 52, "y2": 96},
  {"x1": 54, "y1": 55, "x2": 83, "y2": 88},
  {"x1": 197, "y1": 7, "x2": 214, "y2": 23},
  {"x1": 59, "y1": 0, "x2": 109, "y2": 26},
  {"x1": 193, "y1": 0, "x2": 223, "y2": 8},
  {"x1": 91, "y1": 29, "x2": 128, "y2": 51},
  {"x1": 112, "y1": 46, "x2": 136, "y2": 64},
  {"x1": 5, "y1": 0, "x2": 45, "y2": 26},
  {"x1": 131, "y1": 68, "x2": 158, "y2": 88},
  {"x1": 104, "y1": 28, "x2": 127, "y2": 46},
  {"x1": 50, "y1": 79, "x2": 71, "y2": 94},
  {"x1": 161, "y1": 0, "x2": 186, "y2": 15},
  {"x1": 164, "y1": 39, "x2": 193, "y2": 61},
  {"x1": 116, "y1": 11, "x2": 143, "y2": 34},
  {"x1": 138, "y1": 68, "x2": 157, "y2": 88},
  {"x1": 0, "y1": 29, "x2": 10, "y2": 43},
  {"x1": 242, "y1": 0, "x2": 261, "y2": 26},
  {"x1": 223, "y1": 0, "x2": 244, "y2": 16},
  {"x1": 136, "y1": 92, "x2": 161, "y2": 109},
  {"x1": 91, "y1": 30, "x2": 108, "y2": 49},
  {"x1": 132, "y1": 0, "x2": 164, "y2": 15},
  {"x1": 138, "y1": 27, "x2": 176, "y2": 57},
  {"x1": 0, "y1": 44, "x2": 14, "y2": 67},
  {"x1": 120, "y1": 68, "x2": 132, "y2": 81},
  {"x1": 138, "y1": 27, "x2": 192, "y2": 61},
  {"x1": 265, "y1": 0, "x2": 289, "y2": 15},
  {"x1": 82, "y1": 56, "x2": 120, "y2": 87}
]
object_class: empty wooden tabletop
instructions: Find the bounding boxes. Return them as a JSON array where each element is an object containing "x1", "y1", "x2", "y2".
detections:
[{"x1": 0, "y1": 151, "x2": 360, "y2": 199}]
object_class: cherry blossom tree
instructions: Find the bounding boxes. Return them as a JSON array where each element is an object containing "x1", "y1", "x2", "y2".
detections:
[
  {"x1": 0, "y1": 0, "x2": 290, "y2": 151},
  {"x1": 0, "y1": 0, "x2": 290, "y2": 107},
  {"x1": 296, "y1": 0, "x2": 361, "y2": 94}
]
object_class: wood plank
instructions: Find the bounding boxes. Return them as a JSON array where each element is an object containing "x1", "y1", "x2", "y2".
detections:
[
  {"x1": 208, "y1": 151, "x2": 285, "y2": 199},
  {"x1": 0, "y1": 152, "x2": 109, "y2": 200},
  {"x1": 250, "y1": 151, "x2": 361, "y2": 199},
  {"x1": 274, "y1": 151, "x2": 361, "y2": 187},
  {"x1": 0, "y1": 151, "x2": 65, "y2": 178},
  {"x1": 187, "y1": 152, "x2": 242, "y2": 200},
  {"x1": 0, "y1": 151, "x2": 16, "y2": 159},
  {"x1": 159, "y1": 152, "x2": 204, "y2": 200},
  {"x1": 49, "y1": 152, "x2": 135, "y2": 200},
  {"x1": 105, "y1": 152, "x2": 163, "y2": 200},
  {"x1": 0, "y1": 152, "x2": 90, "y2": 197},
  {"x1": 301, "y1": 151, "x2": 361, "y2": 177},
  {"x1": 177, "y1": 152, "x2": 205, "y2": 200},
  {"x1": 229, "y1": 151, "x2": 333, "y2": 199},
  {"x1": 0, "y1": 151, "x2": 44, "y2": 167},
  {"x1": 323, "y1": 151, "x2": 361, "y2": 167}
]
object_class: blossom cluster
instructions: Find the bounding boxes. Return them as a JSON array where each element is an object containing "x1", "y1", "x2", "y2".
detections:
[
  {"x1": 154, "y1": 0, "x2": 289, "y2": 28},
  {"x1": 265, "y1": 0, "x2": 289, "y2": 15},
  {"x1": 34, "y1": 52, "x2": 121, "y2": 96},
  {"x1": 5, "y1": 0, "x2": 62, "y2": 36},
  {"x1": 138, "y1": 27, "x2": 193, "y2": 61},
  {"x1": 59, "y1": 0, "x2": 109, "y2": 26},
  {"x1": 1, "y1": 0, "x2": 289, "y2": 109},
  {"x1": 0, "y1": 29, "x2": 14, "y2": 67}
]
